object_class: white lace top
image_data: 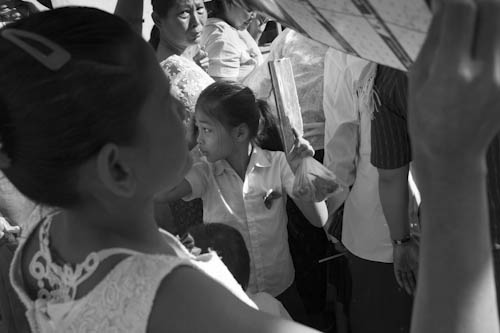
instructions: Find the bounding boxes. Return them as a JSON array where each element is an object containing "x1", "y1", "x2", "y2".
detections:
[
  {"x1": 9, "y1": 215, "x2": 256, "y2": 332},
  {"x1": 160, "y1": 54, "x2": 214, "y2": 115}
]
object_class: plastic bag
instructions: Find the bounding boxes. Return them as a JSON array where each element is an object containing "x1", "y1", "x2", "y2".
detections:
[{"x1": 292, "y1": 156, "x2": 340, "y2": 202}]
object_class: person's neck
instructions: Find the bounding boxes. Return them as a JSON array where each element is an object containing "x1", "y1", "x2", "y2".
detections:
[
  {"x1": 54, "y1": 200, "x2": 164, "y2": 259},
  {"x1": 226, "y1": 142, "x2": 253, "y2": 181},
  {"x1": 156, "y1": 38, "x2": 186, "y2": 62}
]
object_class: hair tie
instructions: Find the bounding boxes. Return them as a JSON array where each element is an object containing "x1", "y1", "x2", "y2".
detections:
[
  {"x1": 1, "y1": 28, "x2": 71, "y2": 71},
  {"x1": 0, "y1": 143, "x2": 11, "y2": 169}
]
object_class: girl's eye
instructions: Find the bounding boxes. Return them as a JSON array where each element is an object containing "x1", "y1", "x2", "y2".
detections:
[{"x1": 203, "y1": 128, "x2": 211, "y2": 133}]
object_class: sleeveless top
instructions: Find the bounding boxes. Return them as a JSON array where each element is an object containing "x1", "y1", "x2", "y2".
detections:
[
  {"x1": 160, "y1": 54, "x2": 214, "y2": 115},
  {"x1": 9, "y1": 214, "x2": 256, "y2": 332}
]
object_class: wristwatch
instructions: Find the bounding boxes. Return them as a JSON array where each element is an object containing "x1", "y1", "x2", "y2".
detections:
[{"x1": 392, "y1": 236, "x2": 412, "y2": 246}]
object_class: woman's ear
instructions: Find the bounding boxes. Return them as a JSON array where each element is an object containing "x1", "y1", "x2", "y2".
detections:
[
  {"x1": 232, "y1": 123, "x2": 250, "y2": 143},
  {"x1": 96, "y1": 143, "x2": 136, "y2": 198}
]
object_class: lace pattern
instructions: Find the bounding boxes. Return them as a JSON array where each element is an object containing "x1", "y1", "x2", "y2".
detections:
[
  {"x1": 160, "y1": 55, "x2": 214, "y2": 115},
  {"x1": 10, "y1": 215, "x2": 256, "y2": 332},
  {"x1": 29, "y1": 218, "x2": 100, "y2": 303}
]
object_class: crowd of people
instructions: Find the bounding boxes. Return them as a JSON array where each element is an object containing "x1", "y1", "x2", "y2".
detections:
[{"x1": 0, "y1": 0, "x2": 500, "y2": 332}]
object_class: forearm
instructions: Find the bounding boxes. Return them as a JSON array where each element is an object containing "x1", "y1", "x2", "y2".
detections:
[
  {"x1": 411, "y1": 156, "x2": 499, "y2": 333},
  {"x1": 292, "y1": 199, "x2": 328, "y2": 227},
  {"x1": 155, "y1": 179, "x2": 193, "y2": 203},
  {"x1": 378, "y1": 166, "x2": 410, "y2": 241}
]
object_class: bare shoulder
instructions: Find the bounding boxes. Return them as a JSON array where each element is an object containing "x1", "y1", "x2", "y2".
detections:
[{"x1": 147, "y1": 266, "x2": 318, "y2": 333}]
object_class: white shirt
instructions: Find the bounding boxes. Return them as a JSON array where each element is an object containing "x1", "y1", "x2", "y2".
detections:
[
  {"x1": 184, "y1": 146, "x2": 295, "y2": 296},
  {"x1": 323, "y1": 49, "x2": 393, "y2": 263},
  {"x1": 201, "y1": 18, "x2": 263, "y2": 82}
]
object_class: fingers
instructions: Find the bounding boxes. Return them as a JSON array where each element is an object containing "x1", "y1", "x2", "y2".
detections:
[
  {"x1": 395, "y1": 269, "x2": 416, "y2": 295},
  {"x1": 433, "y1": 0, "x2": 476, "y2": 72},
  {"x1": 475, "y1": 0, "x2": 500, "y2": 79},
  {"x1": 411, "y1": 0, "x2": 445, "y2": 84},
  {"x1": 394, "y1": 267, "x2": 404, "y2": 290}
]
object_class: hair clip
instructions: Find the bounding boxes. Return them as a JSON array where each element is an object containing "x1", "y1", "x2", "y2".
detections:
[{"x1": 1, "y1": 28, "x2": 71, "y2": 71}]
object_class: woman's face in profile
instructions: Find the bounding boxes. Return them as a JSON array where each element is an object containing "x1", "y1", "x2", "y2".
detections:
[
  {"x1": 158, "y1": 0, "x2": 207, "y2": 50},
  {"x1": 224, "y1": 2, "x2": 254, "y2": 30}
]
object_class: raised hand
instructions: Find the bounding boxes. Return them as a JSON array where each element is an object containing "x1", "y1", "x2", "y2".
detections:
[{"x1": 408, "y1": 0, "x2": 500, "y2": 162}]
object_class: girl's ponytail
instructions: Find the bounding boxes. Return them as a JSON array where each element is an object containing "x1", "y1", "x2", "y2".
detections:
[{"x1": 255, "y1": 99, "x2": 284, "y2": 152}]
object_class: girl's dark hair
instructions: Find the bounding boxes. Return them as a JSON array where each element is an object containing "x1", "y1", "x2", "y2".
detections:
[
  {"x1": 205, "y1": 0, "x2": 239, "y2": 19},
  {"x1": 0, "y1": 7, "x2": 152, "y2": 208},
  {"x1": 196, "y1": 81, "x2": 283, "y2": 151},
  {"x1": 188, "y1": 223, "x2": 250, "y2": 290}
]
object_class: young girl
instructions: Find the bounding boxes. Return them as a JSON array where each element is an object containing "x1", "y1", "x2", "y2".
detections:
[
  {"x1": 159, "y1": 81, "x2": 328, "y2": 318},
  {"x1": 1, "y1": 7, "x2": 321, "y2": 333}
]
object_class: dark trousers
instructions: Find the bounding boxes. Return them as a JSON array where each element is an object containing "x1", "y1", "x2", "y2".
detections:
[
  {"x1": 275, "y1": 281, "x2": 308, "y2": 324},
  {"x1": 347, "y1": 252, "x2": 413, "y2": 333}
]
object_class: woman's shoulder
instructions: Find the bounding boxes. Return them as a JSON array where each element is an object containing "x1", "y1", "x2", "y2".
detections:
[
  {"x1": 205, "y1": 17, "x2": 232, "y2": 31},
  {"x1": 148, "y1": 253, "x2": 258, "y2": 332},
  {"x1": 203, "y1": 18, "x2": 238, "y2": 40}
]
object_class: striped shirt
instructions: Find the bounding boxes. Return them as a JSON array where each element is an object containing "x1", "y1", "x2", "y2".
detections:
[
  {"x1": 370, "y1": 65, "x2": 410, "y2": 169},
  {"x1": 369, "y1": 66, "x2": 500, "y2": 253}
]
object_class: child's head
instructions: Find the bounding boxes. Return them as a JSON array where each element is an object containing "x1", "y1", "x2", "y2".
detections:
[
  {"x1": 188, "y1": 223, "x2": 250, "y2": 290},
  {"x1": 150, "y1": 0, "x2": 207, "y2": 51},
  {"x1": 0, "y1": 8, "x2": 190, "y2": 209},
  {"x1": 194, "y1": 81, "x2": 283, "y2": 162}
]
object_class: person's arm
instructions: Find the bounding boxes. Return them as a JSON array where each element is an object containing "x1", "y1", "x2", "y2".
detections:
[
  {"x1": 370, "y1": 65, "x2": 418, "y2": 294},
  {"x1": 291, "y1": 199, "x2": 328, "y2": 228},
  {"x1": 155, "y1": 179, "x2": 193, "y2": 203},
  {"x1": 378, "y1": 167, "x2": 410, "y2": 241},
  {"x1": 114, "y1": 0, "x2": 143, "y2": 36},
  {"x1": 155, "y1": 162, "x2": 210, "y2": 203},
  {"x1": 323, "y1": 51, "x2": 365, "y2": 216},
  {"x1": 378, "y1": 166, "x2": 418, "y2": 295},
  {"x1": 280, "y1": 150, "x2": 328, "y2": 228},
  {"x1": 148, "y1": 266, "x2": 320, "y2": 333},
  {"x1": 409, "y1": 1, "x2": 500, "y2": 332}
]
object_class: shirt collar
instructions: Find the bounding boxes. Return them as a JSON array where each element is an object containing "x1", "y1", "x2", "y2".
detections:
[{"x1": 213, "y1": 145, "x2": 272, "y2": 176}]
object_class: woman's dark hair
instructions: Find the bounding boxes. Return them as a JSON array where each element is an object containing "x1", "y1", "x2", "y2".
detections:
[
  {"x1": 0, "y1": 7, "x2": 153, "y2": 208},
  {"x1": 188, "y1": 223, "x2": 250, "y2": 290},
  {"x1": 205, "y1": 0, "x2": 240, "y2": 18},
  {"x1": 149, "y1": 25, "x2": 160, "y2": 50},
  {"x1": 149, "y1": 0, "x2": 176, "y2": 50},
  {"x1": 195, "y1": 81, "x2": 283, "y2": 151}
]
